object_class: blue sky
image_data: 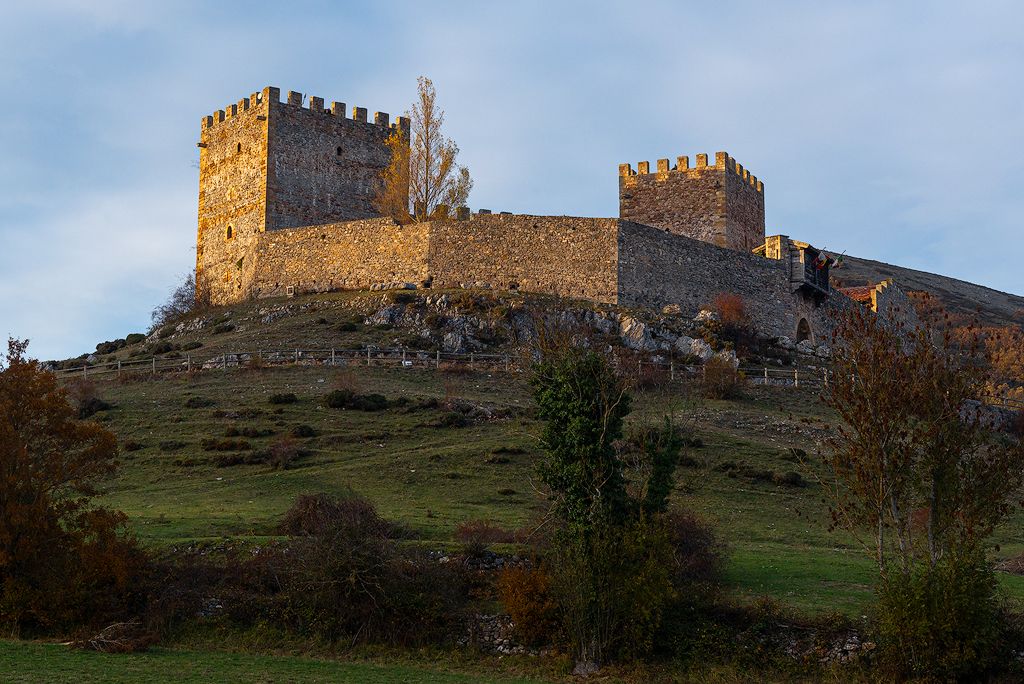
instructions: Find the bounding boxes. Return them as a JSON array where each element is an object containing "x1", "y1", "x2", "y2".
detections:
[{"x1": 1, "y1": 1, "x2": 1021, "y2": 361}]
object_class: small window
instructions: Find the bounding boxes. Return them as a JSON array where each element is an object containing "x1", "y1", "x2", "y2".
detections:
[
  {"x1": 226, "y1": 225, "x2": 233, "y2": 240},
  {"x1": 336, "y1": 146, "x2": 342, "y2": 156},
  {"x1": 236, "y1": 142, "x2": 242, "y2": 153}
]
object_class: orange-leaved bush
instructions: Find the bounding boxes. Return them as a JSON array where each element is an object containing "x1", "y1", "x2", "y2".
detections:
[{"x1": 0, "y1": 338, "x2": 144, "y2": 633}]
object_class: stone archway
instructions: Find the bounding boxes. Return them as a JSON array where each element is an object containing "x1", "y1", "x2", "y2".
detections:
[{"x1": 796, "y1": 317, "x2": 812, "y2": 344}]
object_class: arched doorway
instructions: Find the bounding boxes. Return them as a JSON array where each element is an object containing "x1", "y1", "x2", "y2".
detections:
[{"x1": 796, "y1": 318, "x2": 812, "y2": 343}]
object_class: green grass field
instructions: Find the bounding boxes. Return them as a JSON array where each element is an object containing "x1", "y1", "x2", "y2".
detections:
[
  {"x1": 0, "y1": 641, "x2": 552, "y2": 684},
  {"x1": 26, "y1": 290, "x2": 1024, "y2": 679},
  {"x1": 78, "y1": 360, "x2": 1024, "y2": 615}
]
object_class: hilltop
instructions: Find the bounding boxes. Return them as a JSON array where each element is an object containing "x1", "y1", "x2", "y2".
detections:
[
  {"x1": 48, "y1": 290, "x2": 1024, "y2": 617},
  {"x1": 839, "y1": 254, "x2": 1024, "y2": 326}
]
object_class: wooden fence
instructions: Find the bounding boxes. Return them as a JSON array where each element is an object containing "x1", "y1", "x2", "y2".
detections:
[{"x1": 48, "y1": 349, "x2": 1024, "y2": 412}]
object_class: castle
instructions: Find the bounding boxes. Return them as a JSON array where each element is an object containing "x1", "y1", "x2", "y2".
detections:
[{"x1": 196, "y1": 86, "x2": 910, "y2": 344}]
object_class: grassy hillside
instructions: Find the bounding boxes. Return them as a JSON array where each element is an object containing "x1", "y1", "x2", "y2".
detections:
[
  {"x1": 839, "y1": 254, "x2": 1024, "y2": 326},
  {"x1": 77, "y1": 343, "x2": 1024, "y2": 617},
  {"x1": 37, "y1": 289, "x2": 1024, "y2": 623}
]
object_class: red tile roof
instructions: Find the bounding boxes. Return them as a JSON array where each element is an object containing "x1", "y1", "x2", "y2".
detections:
[{"x1": 838, "y1": 285, "x2": 875, "y2": 303}]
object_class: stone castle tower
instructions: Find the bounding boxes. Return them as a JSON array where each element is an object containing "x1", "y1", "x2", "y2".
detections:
[
  {"x1": 196, "y1": 86, "x2": 409, "y2": 303},
  {"x1": 618, "y1": 151, "x2": 765, "y2": 252}
]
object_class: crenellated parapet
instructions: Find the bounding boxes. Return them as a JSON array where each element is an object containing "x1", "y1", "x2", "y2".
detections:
[
  {"x1": 619, "y1": 151, "x2": 766, "y2": 252},
  {"x1": 619, "y1": 151, "x2": 763, "y2": 194},
  {"x1": 200, "y1": 86, "x2": 410, "y2": 137}
]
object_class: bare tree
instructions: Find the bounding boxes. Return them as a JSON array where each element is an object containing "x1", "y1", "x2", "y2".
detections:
[
  {"x1": 150, "y1": 268, "x2": 209, "y2": 330},
  {"x1": 375, "y1": 77, "x2": 472, "y2": 223}
]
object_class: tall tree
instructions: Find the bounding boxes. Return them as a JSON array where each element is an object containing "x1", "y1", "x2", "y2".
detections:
[
  {"x1": 0, "y1": 339, "x2": 140, "y2": 631},
  {"x1": 822, "y1": 309, "x2": 1024, "y2": 678},
  {"x1": 374, "y1": 77, "x2": 472, "y2": 223}
]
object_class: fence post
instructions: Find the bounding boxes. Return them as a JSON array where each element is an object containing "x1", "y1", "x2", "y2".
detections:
[
  {"x1": 402, "y1": 348, "x2": 406, "y2": 366},
  {"x1": 83, "y1": 364, "x2": 88, "y2": 379},
  {"x1": 470, "y1": 352, "x2": 474, "y2": 368},
  {"x1": 117, "y1": 360, "x2": 121, "y2": 378},
  {"x1": 152, "y1": 357, "x2": 157, "y2": 376},
  {"x1": 367, "y1": 348, "x2": 371, "y2": 366},
  {"x1": 435, "y1": 350, "x2": 440, "y2": 369},
  {"x1": 794, "y1": 368, "x2": 799, "y2": 387},
  {"x1": 223, "y1": 354, "x2": 227, "y2": 370},
  {"x1": 670, "y1": 359, "x2": 675, "y2": 381},
  {"x1": 331, "y1": 348, "x2": 335, "y2": 366},
  {"x1": 294, "y1": 349, "x2": 299, "y2": 364},
  {"x1": 764, "y1": 367, "x2": 768, "y2": 384}
]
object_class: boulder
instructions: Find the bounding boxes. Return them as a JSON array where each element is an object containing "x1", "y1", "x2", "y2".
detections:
[
  {"x1": 442, "y1": 331, "x2": 466, "y2": 353},
  {"x1": 673, "y1": 335, "x2": 695, "y2": 354},
  {"x1": 662, "y1": 303, "x2": 682, "y2": 315},
  {"x1": 775, "y1": 336, "x2": 795, "y2": 351},
  {"x1": 619, "y1": 315, "x2": 657, "y2": 351},
  {"x1": 694, "y1": 309, "x2": 719, "y2": 323},
  {"x1": 690, "y1": 338, "x2": 715, "y2": 361},
  {"x1": 796, "y1": 339, "x2": 816, "y2": 355}
]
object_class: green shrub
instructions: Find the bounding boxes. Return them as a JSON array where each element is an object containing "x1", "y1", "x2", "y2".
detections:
[
  {"x1": 876, "y1": 550, "x2": 1006, "y2": 681},
  {"x1": 125, "y1": 333, "x2": 146, "y2": 345},
  {"x1": 180, "y1": 341, "x2": 203, "y2": 351},
  {"x1": 158, "y1": 440, "x2": 186, "y2": 452},
  {"x1": 268, "y1": 393, "x2": 298, "y2": 405},
  {"x1": 338, "y1": 321, "x2": 359, "y2": 332},
  {"x1": 184, "y1": 396, "x2": 214, "y2": 409},
  {"x1": 324, "y1": 390, "x2": 388, "y2": 411},
  {"x1": 200, "y1": 438, "x2": 251, "y2": 452},
  {"x1": 211, "y1": 323, "x2": 235, "y2": 335},
  {"x1": 436, "y1": 411, "x2": 470, "y2": 428},
  {"x1": 95, "y1": 339, "x2": 126, "y2": 355},
  {"x1": 552, "y1": 518, "x2": 675, "y2": 663},
  {"x1": 291, "y1": 424, "x2": 316, "y2": 438},
  {"x1": 150, "y1": 341, "x2": 175, "y2": 355}
]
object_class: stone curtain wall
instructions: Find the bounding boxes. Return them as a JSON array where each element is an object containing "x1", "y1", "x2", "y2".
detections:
[
  {"x1": 247, "y1": 218, "x2": 430, "y2": 298},
  {"x1": 618, "y1": 151, "x2": 765, "y2": 252},
  {"x1": 196, "y1": 91, "x2": 271, "y2": 305},
  {"x1": 427, "y1": 214, "x2": 621, "y2": 303},
  {"x1": 266, "y1": 88, "x2": 406, "y2": 231},
  {"x1": 616, "y1": 221, "x2": 795, "y2": 337}
]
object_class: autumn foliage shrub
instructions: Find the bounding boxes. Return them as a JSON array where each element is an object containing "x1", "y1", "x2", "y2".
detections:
[
  {"x1": 497, "y1": 566, "x2": 560, "y2": 647},
  {"x1": 0, "y1": 339, "x2": 146, "y2": 634},
  {"x1": 699, "y1": 356, "x2": 745, "y2": 400}
]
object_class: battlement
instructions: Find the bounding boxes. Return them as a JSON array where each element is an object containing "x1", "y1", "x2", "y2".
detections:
[
  {"x1": 201, "y1": 86, "x2": 410, "y2": 136},
  {"x1": 619, "y1": 151, "x2": 763, "y2": 193}
]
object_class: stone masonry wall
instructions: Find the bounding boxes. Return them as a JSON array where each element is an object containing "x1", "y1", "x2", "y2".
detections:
[
  {"x1": 616, "y1": 221, "x2": 798, "y2": 337},
  {"x1": 619, "y1": 151, "x2": 765, "y2": 251},
  {"x1": 426, "y1": 214, "x2": 620, "y2": 303},
  {"x1": 247, "y1": 218, "x2": 430, "y2": 299},
  {"x1": 196, "y1": 90, "x2": 270, "y2": 305},
  {"x1": 266, "y1": 88, "x2": 407, "y2": 231}
]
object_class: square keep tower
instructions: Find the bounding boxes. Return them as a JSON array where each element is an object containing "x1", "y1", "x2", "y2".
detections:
[
  {"x1": 618, "y1": 151, "x2": 765, "y2": 252},
  {"x1": 195, "y1": 86, "x2": 409, "y2": 304}
]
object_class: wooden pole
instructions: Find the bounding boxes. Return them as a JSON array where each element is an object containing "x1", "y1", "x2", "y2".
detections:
[
  {"x1": 794, "y1": 368, "x2": 799, "y2": 387},
  {"x1": 435, "y1": 350, "x2": 440, "y2": 369}
]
